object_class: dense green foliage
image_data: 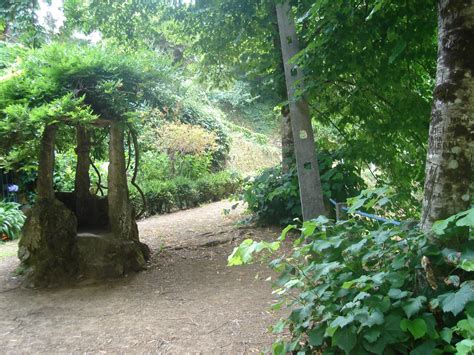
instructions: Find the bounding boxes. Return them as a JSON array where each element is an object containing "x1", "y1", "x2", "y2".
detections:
[
  {"x1": 242, "y1": 150, "x2": 365, "y2": 225},
  {"x1": 0, "y1": 42, "x2": 230, "y2": 202},
  {"x1": 0, "y1": 201, "x2": 26, "y2": 241},
  {"x1": 131, "y1": 171, "x2": 241, "y2": 217},
  {"x1": 229, "y1": 204, "x2": 474, "y2": 354},
  {"x1": 172, "y1": 0, "x2": 436, "y2": 197}
]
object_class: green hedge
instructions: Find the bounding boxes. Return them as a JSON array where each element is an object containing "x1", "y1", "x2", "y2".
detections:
[{"x1": 131, "y1": 171, "x2": 241, "y2": 217}]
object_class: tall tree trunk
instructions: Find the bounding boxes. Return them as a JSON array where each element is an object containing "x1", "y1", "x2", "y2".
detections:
[
  {"x1": 75, "y1": 125, "x2": 91, "y2": 227},
  {"x1": 421, "y1": 0, "x2": 474, "y2": 232},
  {"x1": 281, "y1": 106, "x2": 295, "y2": 172},
  {"x1": 275, "y1": 0, "x2": 326, "y2": 220},
  {"x1": 37, "y1": 124, "x2": 57, "y2": 200},
  {"x1": 271, "y1": 6, "x2": 295, "y2": 173}
]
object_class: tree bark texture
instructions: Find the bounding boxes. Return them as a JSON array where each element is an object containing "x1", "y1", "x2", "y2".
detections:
[
  {"x1": 275, "y1": 0, "x2": 326, "y2": 220},
  {"x1": 75, "y1": 125, "x2": 91, "y2": 226},
  {"x1": 108, "y1": 122, "x2": 132, "y2": 238},
  {"x1": 37, "y1": 124, "x2": 57, "y2": 200},
  {"x1": 421, "y1": 0, "x2": 474, "y2": 231},
  {"x1": 281, "y1": 106, "x2": 295, "y2": 172},
  {"x1": 271, "y1": 7, "x2": 295, "y2": 173}
]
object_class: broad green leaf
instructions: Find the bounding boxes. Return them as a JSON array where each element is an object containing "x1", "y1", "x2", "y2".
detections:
[
  {"x1": 432, "y1": 215, "x2": 456, "y2": 235},
  {"x1": 459, "y1": 258, "x2": 474, "y2": 272},
  {"x1": 439, "y1": 282, "x2": 474, "y2": 316},
  {"x1": 332, "y1": 325, "x2": 357, "y2": 354},
  {"x1": 455, "y1": 316, "x2": 474, "y2": 338},
  {"x1": 456, "y1": 208, "x2": 474, "y2": 227},
  {"x1": 455, "y1": 339, "x2": 474, "y2": 355},
  {"x1": 330, "y1": 315, "x2": 355, "y2": 329},
  {"x1": 440, "y1": 328, "x2": 453, "y2": 344},
  {"x1": 388, "y1": 288, "x2": 410, "y2": 300},
  {"x1": 400, "y1": 318, "x2": 427, "y2": 340},
  {"x1": 402, "y1": 296, "x2": 426, "y2": 318},
  {"x1": 363, "y1": 328, "x2": 381, "y2": 343},
  {"x1": 308, "y1": 327, "x2": 325, "y2": 346},
  {"x1": 410, "y1": 340, "x2": 436, "y2": 355},
  {"x1": 279, "y1": 224, "x2": 296, "y2": 241}
]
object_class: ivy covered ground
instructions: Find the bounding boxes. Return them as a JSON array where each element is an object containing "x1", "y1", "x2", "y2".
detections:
[{"x1": 0, "y1": 201, "x2": 282, "y2": 353}]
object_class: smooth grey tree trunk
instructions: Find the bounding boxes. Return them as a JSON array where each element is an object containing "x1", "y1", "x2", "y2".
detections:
[
  {"x1": 271, "y1": 7, "x2": 295, "y2": 173},
  {"x1": 37, "y1": 124, "x2": 57, "y2": 200},
  {"x1": 275, "y1": 0, "x2": 326, "y2": 220},
  {"x1": 281, "y1": 107, "x2": 295, "y2": 173},
  {"x1": 421, "y1": 0, "x2": 474, "y2": 232}
]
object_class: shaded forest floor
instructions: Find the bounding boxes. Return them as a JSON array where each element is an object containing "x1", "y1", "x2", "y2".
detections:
[{"x1": 0, "y1": 200, "x2": 283, "y2": 353}]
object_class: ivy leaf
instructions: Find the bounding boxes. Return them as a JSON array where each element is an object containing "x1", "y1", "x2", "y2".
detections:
[
  {"x1": 363, "y1": 328, "x2": 381, "y2": 343},
  {"x1": 456, "y1": 339, "x2": 474, "y2": 355},
  {"x1": 455, "y1": 317, "x2": 474, "y2": 339},
  {"x1": 400, "y1": 318, "x2": 427, "y2": 340},
  {"x1": 308, "y1": 327, "x2": 325, "y2": 346},
  {"x1": 344, "y1": 238, "x2": 367, "y2": 254},
  {"x1": 439, "y1": 282, "x2": 474, "y2": 316},
  {"x1": 440, "y1": 328, "x2": 453, "y2": 344},
  {"x1": 456, "y1": 208, "x2": 474, "y2": 227},
  {"x1": 410, "y1": 340, "x2": 436, "y2": 355},
  {"x1": 330, "y1": 315, "x2": 355, "y2": 329},
  {"x1": 332, "y1": 325, "x2": 357, "y2": 354},
  {"x1": 459, "y1": 259, "x2": 474, "y2": 272},
  {"x1": 432, "y1": 215, "x2": 456, "y2": 235},
  {"x1": 402, "y1": 296, "x2": 426, "y2": 318},
  {"x1": 388, "y1": 288, "x2": 410, "y2": 300}
]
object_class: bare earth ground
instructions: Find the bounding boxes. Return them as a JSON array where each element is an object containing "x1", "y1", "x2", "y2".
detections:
[{"x1": 0, "y1": 200, "x2": 283, "y2": 354}]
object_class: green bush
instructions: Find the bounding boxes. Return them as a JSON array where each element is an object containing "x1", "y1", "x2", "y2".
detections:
[
  {"x1": 0, "y1": 201, "x2": 26, "y2": 241},
  {"x1": 242, "y1": 149, "x2": 366, "y2": 225},
  {"x1": 174, "y1": 176, "x2": 200, "y2": 209},
  {"x1": 229, "y1": 207, "x2": 474, "y2": 354},
  {"x1": 131, "y1": 171, "x2": 242, "y2": 217}
]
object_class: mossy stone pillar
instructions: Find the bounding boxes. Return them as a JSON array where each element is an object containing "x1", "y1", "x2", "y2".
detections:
[
  {"x1": 18, "y1": 124, "x2": 78, "y2": 287},
  {"x1": 36, "y1": 124, "x2": 57, "y2": 200},
  {"x1": 107, "y1": 121, "x2": 134, "y2": 240}
]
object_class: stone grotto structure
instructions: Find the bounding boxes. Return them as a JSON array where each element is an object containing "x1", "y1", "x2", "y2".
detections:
[{"x1": 18, "y1": 120, "x2": 150, "y2": 287}]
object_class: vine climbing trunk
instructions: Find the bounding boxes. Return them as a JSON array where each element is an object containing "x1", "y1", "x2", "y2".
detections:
[
  {"x1": 421, "y1": 0, "x2": 474, "y2": 232},
  {"x1": 37, "y1": 124, "x2": 57, "y2": 200},
  {"x1": 75, "y1": 125, "x2": 91, "y2": 227},
  {"x1": 275, "y1": 0, "x2": 326, "y2": 220}
]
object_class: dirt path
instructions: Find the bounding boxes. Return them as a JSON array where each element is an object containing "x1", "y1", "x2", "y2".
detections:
[{"x1": 0, "y1": 200, "x2": 282, "y2": 354}]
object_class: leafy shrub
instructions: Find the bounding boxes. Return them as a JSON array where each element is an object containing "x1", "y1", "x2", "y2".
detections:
[
  {"x1": 242, "y1": 149, "x2": 366, "y2": 225},
  {"x1": 131, "y1": 171, "x2": 242, "y2": 217},
  {"x1": 174, "y1": 176, "x2": 200, "y2": 209},
  {"x1": 243, "y1": 167, "x2": 301, "y2": 225},
  {"x1": 0, "y1": 201, "x2": 26, "y2": 241},
  {"x1": 228, "y1": 208, "x2": 474, "y2": 354},
  {"x1": 196, "y1": 171, "x2": 242, "y2": 203},
  {"x1": 54, "y1": 150, "x2": 77, "y2": 192},
  {"x1": 139, "y1": 180, "x2": 177, "y2": 215}
]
